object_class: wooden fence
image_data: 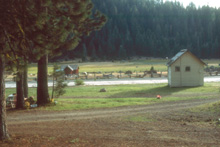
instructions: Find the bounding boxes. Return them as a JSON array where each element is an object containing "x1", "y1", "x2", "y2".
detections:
[{"x1": 4, "y1": 70, "x2": 219, "y2": 82}]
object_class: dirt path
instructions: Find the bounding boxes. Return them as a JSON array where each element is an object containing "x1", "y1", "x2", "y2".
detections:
[
  {"x1": 7, "y1": 98, "x2": 220, "y2": 124},
  {"x1": 2, "y1": 98, "x2": 220, "y2": 147}
]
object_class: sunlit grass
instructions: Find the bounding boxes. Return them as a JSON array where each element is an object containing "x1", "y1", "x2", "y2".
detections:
[
  {"x1": 43, "y1": 96, "x2": 215, "y2": 111},
  {"x1": 187, "y1": 96, "x2": 220, "y2": 126},
  {"x1": 27, "y1": 59, "x2": 220, "y2": 74},
  {"x1": 59, "y1": 83, "x2": 220, "y2": 98},
  {"x1": 42, "y1": 97, "x2": 156, "y2": 111},
  {"x1": 189, "y1": 101, "x2": 220, "y2": 113},
  {"x1": 6, "y1": 82, "x2": 219, "y2": 111},
  {"x1": 28, "y1": 59, "x2": 168, "y2": 74}
]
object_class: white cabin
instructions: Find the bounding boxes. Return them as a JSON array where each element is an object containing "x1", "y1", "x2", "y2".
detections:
[{"x1": 167, "y1": 49, "x2": 206, "y2": 87}]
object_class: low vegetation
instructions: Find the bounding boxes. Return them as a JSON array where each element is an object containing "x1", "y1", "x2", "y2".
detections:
[
  {"x1": 26, "y1": 59, "x2": 220, "y2": 76},
  {"x1": 189, "y1": 101, "x2": 220, "y2": 123},
  {"x1": 6, "y1": 83, "x2": 220, "y2": 111},
  {"x1": 74, "y1": 79, "x2": 85, "y2": 86},
  {"x1": 190, "y1": 101, "x2": 220, "y2": 114}
]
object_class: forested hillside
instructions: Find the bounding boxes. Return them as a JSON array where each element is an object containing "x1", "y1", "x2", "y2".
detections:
[{"x1": 58, "y1": 0, "x2": 220, "y2": 61}]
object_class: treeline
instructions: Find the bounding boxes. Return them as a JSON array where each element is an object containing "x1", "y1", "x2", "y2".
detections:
[{"x1": 59, "y1": 0, "x2": 220, "y2": 61}]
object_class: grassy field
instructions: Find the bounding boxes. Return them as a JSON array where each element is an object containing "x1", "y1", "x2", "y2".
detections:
[
  {"x1": 27, "y1": 59, "x2": 220, "y2": 75},
  {"x1": 28, "y1": 59, "x2": 168, "y2": 75},
  {"x1": 75, "y1": 59, "x2": 168, "y2": 73},
  {"x1": 6, "y1": 82, "x2": 220, "y2": 111},
  {"x1": 190, "y1": 101, "x2": 220, "y2": 114},
  {"x1": 8, "y1": 58, "x2": 220, "y2": 111}
]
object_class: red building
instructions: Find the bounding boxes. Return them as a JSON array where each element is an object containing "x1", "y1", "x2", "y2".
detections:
[{"x1": 61, "y1": 65, "x2": 79, "y2": 76}]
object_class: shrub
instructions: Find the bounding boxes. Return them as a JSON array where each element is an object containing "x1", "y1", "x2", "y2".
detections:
[
  {"x1": 125, "y1": 70, "x2": 132, "y2": 74},
  {"x1": 51, "y1": 64, "x2": 67, "y2": 98},
  {"x1": 25, "y1": 101, "x2": 30, "y2": 108},
  {"x1": 150, "y1": 66, "x2": 154, "y2": 71},
  {"x1": 27, "y1": 96, "x2": 35, "y2": 104},
  {"x1": 74, "y1": 79, "x2": 84, "y2": 86},
  {"x1": 150, "y1": 66, "x2": 157, "y2": 73},
  {"x1": 54, "y1": 79, "x2": 67, "y2": 98}
]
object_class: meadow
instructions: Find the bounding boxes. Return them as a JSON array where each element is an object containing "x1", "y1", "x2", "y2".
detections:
[
  {"x1": 6, "y1": 82, "x2": 220, "y2": 111},
  {"x1": 28, "y1": 59, "x2": 168, "y2": 75},
  {"x1": 27, "y1": 58, "x2": 220, "y2": 76},
  {"x1": 7, "y1": 59, "x2": 220, "y2": 111}
]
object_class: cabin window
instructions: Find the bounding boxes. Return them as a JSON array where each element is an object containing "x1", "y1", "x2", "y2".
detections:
[
  {"x1": 175, "y1": 66, "x2": 180, "y2": 72},
  {"x1": 185, "y1": 66, "x2": 190, "y2": 72}
]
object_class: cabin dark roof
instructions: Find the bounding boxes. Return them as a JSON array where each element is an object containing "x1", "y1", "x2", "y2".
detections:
[
  {"x1": 61, "y1": 65, "x2": 79, "y2": 71},
  {"x1": 167, "y1": 49, "x2": 206, "y2": 66}
]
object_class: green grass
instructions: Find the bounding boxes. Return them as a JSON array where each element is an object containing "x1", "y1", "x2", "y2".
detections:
[
  {"x1": 42, "y1": 96, "x2": 217, "y2": 111},
  {"x1": 77, "y1": 62, "x2": 167, "y2": 73},
  {"x1": 186, "y1": 95, "x2": 220, "y2": 126},
  {"x1": 74, "y1": 79, "x2": 85, "y2": 86},
  {"x1": 6, "y1": 88, "x2": 37, "y2": 98},
  {"x1": 26, "y1": 59, "x2": 220, "y2": 75},
  {"x1": 27, "y1": 59, "x2": 169, "y2": 75},
  {"x1": 42, "y1": 97, "x2": 157, "y2": 110},
  {"x1": 6, "y1": 82, "x2": 219, "y2": 111},
  {"x1": 57, "y1": 83, "x2": 220, "y2": 98},
  {"x1": 28, "y1": 64, "x2": 54, "y2": 75},
  {"x1": 189, "y1": 101, "x2": 220, "y2": 113},
  {"x1": 203, "y1": 59, "x2": 220, "y2": 66}
]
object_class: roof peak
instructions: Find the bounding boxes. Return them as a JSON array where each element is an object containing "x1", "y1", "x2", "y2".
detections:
[
  {"x1": 61, "y1": 65, "x2": 79, "y2": 70},
  {"x1": 181, "y1": 49, "x2": 188, "y2": 52},
  {"x1": 167, "y1": 49, "x2": 206, "y2": 66}
]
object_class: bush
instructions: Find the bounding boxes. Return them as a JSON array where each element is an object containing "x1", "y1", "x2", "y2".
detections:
[
  {"x1": 125, "y1": 70, "x2": 132, "y2": 74},
  {"x1": 26, "y1": 96, "x2": 35, "y2": 104},
  {"x1": 150, "y1": 66, "x2": 157, "y2": 73},
  {"x1": 54, "y1": 79, "x2": 67, "y2": 98},
  {"x1": 74, "y1": 79, "x2": 84, "y2": 86},
  {"x1": 25, "y1": 101, "x2": 30, "y2": 108}
]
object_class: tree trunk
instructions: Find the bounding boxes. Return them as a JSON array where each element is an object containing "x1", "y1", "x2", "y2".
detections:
[
  {"x1": 16, "y1": 71, "x2": 24, "y2": 109},
  {"x1": 0, "y1": 56, "x2": 9, "y2": 140},
  {"x1": 51, "y1": 75, "x2": 55, "y2": 99},
  {"x1": 23, "y1": 60, "x2": 28, "y2": 98},
  {"x1": 37, "y1": 54, "x2": 49, "y2": 105}
]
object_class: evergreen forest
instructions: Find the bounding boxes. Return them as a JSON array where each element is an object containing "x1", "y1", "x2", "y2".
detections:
[{"x1": 58, "y1": 0, "x2": 220, "y2": 61}]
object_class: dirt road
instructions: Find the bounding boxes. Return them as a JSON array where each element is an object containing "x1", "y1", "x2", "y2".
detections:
[
  {"x1": 3, "y1": 98, "x2": 220, "y2": 147},
  {"x1": 7, "y1": 98, "x2": 220, "y2": 124}
]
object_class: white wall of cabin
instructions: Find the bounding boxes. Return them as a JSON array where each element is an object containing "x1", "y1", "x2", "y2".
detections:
[{"x1": 168, "y1": 52, "x2": 204, "y2": 87}]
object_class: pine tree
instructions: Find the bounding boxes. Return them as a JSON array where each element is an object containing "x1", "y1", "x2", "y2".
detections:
[
  {"x1": 91, "y1": 48, "x2": 98, "y2": 61},
  {"x1": 0, "y1": 1, "x2": 12, "y2": 139},
  {"x1": 0, "y1": 0, "x2": 36, "y2": 109},
  {"x1": 51, "y1": 64, "x2": 67, "y2": 99},
  {"x1": 0, "y1": 55, "x2": 10, "y2": 140},
  {"x1": 118, "y1": 45, "x2": 127, "y2": 59},
  {"x1": 74, "y1": 0, "x2": 220, "y2": 59},
  {"x1": 9, "y1": 0, "x2": 107, "y2": 106},
  {"x1": 36, "y1": 0, "x2": 106, "y2": 105},
  {"x1": 82, "y1": 43, "x2": 88, "y2": 62}
]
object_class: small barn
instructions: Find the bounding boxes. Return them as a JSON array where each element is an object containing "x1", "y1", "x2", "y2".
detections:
[
  {"x1": 61, "y1": 65, "x2": 79, "y2": 76},
  {"x1": 167, "y1": 49, "x2": 206, "y2": 87}
]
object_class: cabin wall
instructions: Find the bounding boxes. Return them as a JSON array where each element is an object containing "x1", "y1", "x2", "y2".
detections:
[
  {"x1": 64, "y1": 68, "x2": 72, "y2": 75},
  {"x1": 169, "y1": 52, "x2": 204, "y2": 87},
  {"x1": 64, "y1": 67, "x2": 79, "y2": 75},
  {"x1": 168, "y1": 67, "x2": 172, "y2": 86}
]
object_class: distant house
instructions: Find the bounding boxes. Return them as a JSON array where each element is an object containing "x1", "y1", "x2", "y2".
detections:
[
  {"x1": 61, "y1": 65, "x2": 79, "y2": 76},
  {"x1": 167, "y1": 49, "x2": 206, "y2": 87}
]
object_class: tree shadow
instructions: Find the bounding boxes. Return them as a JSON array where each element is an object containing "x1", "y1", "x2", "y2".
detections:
[{"x1": 109, "y1": 85, "x2": 199, "y2": 98}]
